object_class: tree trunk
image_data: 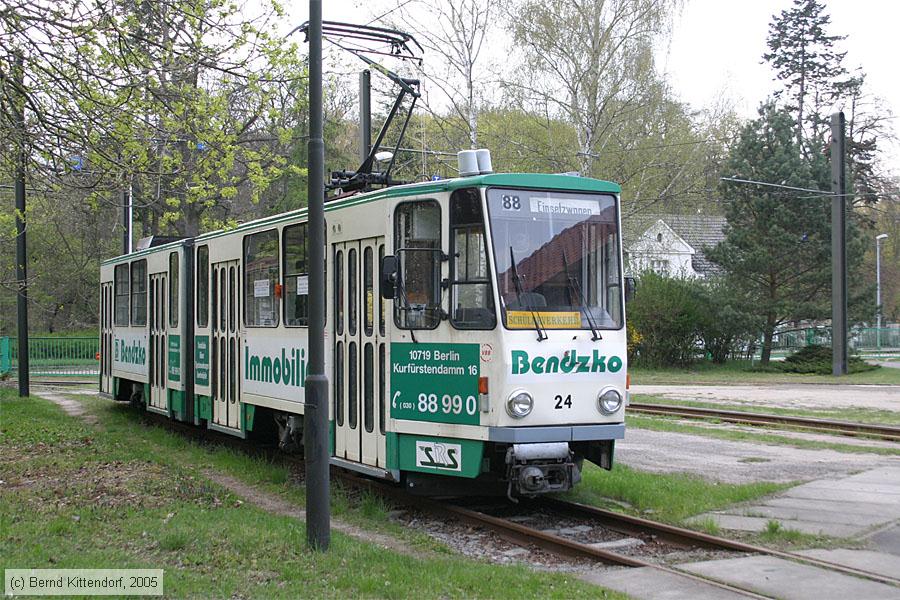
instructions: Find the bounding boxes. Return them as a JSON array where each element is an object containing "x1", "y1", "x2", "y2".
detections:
[{"x1": 760, "y1": 314, "x2": 777, "y2": 366}]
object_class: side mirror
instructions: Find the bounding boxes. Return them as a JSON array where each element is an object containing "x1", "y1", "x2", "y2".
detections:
[
  {"x1": 381, "y1": 255, "x2": 398, "y2": 299},
  {"x1": 624, "y1": 276, "x2": 636, "y2": 303}
]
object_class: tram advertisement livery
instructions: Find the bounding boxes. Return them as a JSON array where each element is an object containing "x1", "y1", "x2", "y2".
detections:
[
  {"x1": 390, "y1": 342, "x2": 480, "y2": 425},
  {"x1": 113, "y1": 333, "x2": 148, "y2": 376}
]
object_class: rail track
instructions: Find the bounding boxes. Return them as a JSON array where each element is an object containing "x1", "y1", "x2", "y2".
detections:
[
  {"x1": 629, "y1": 402, "x2": 900, "y2": 441},
  {"x1": 76, "y1": 392, "x2": 900, "y2": 595}
]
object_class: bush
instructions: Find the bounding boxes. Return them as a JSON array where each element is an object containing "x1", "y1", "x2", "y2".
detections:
[
  {"x1": 628, "y1": 272, "x2": 705, "y2": 367},
  {"x1": 776, "y1": 345, "x2": 879, "y2": 374}
]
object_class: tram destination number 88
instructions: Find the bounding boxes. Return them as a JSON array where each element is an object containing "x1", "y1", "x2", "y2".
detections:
[
  {"x1": 418, "y1": 393, "x2": 478, "y2": 416},
  {"x1": 501, "y1": 194, "x2": 522, "y2": 210}
]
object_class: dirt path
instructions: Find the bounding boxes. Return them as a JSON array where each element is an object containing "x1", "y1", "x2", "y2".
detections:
[{"x1": 33, "y1": 389, "x2": 423, "y2": 557}]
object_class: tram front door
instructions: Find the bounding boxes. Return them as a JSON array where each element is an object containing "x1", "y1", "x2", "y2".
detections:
[
  {"x1": 100, "y1": 282, "x2": 113, "y2": 395},
  {"x1": 333, "y1": 237, "x2": 387, "y2": 468},
  {"x1": 211, "y1": 260, "x2": 241, "y2": 432}
]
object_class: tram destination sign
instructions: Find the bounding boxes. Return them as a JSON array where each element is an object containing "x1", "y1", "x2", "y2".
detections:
[{"x1": 391, "y1": 343, "x2": 480, "y2": 425}]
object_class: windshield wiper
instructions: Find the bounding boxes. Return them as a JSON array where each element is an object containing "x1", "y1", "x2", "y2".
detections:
[
  {"x1": 393, "y1": 258, "x2": 418, "y2": 344},
  {"x1": 509, "y1": 247, "x2": 547, "y2": 342},
  {"x1": 562, "y1": 250, "x2": 601, "y2": 341}
]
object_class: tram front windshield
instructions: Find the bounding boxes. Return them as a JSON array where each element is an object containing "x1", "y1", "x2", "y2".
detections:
[{"x1": 486, "y1": 188, "x2": 622, "y2": 331}]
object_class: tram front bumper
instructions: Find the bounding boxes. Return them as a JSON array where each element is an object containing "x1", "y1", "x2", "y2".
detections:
[{"x1": 488, "y1": 423, "x2": 624, "y2": 443}]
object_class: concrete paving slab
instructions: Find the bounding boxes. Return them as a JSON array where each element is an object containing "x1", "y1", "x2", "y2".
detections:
[
  {"x1": 798, "y1": 480, "x2": 900, "y2": 496},
  {"x1": 840, "y1": 467, "x2": 900, "y2": 483},
  {"x1": 783, "y1": 487, "x2": 900, "y2": 506},
  {"x1": 580, "y1": 567, "x2": 749, "y2": 600},
  {"x1": 795, "y1": 549, "x2": 900, "y2": 581},
  {"x1": 764, "y1": 496, "x2": 896, "y2": 517},
  {"x1": 729, "y1": 505, "x2": 887, "y2": 527},
  {"x1": 681, "y1": 555, "x2": 900, "y2": 600},
  {"x1": 870, "y1": 525, "x2": 900, "y2": 556},
  {"x1": 695, "y1": 514, "x2": 862, "y2": 537}
]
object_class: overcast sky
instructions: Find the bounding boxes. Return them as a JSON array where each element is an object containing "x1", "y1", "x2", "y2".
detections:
[{"x1": 286, "y1": 0, "x2": 899, "y2": 172}]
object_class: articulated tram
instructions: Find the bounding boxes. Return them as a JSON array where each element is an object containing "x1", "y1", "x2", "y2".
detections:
[{"x1": 99, "y1": 162, "x2": 628, "y2": 497}]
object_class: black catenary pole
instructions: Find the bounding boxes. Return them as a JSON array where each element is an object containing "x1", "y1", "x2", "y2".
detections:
[
  {"x1": 304, "y1": 0, "x2": 330, "y2": 551},
  {"x1": 359, "y1": 70, "x2": 371, "y2": 164},
  {"x1": 14, "y1": 52, "x2": 29, "y2": 397},
  {"x1": 830, "y1": 112, "x2": 848, "y2": 376}
]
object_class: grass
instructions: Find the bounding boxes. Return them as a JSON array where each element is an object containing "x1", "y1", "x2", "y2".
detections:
[
  {"x1": 630, "y1": 360, "x2": 900, "y2": 385},
  {"x1": 633, "y1": 394, "x2": 900, "y2": 426},
  {"x1": 563, "y1": 463, "x2": 790, "y2": 524},
  {"x1": 0, "y1": 389, "x2": 624, "y2": 599},
  {"x1": 626, "y1": 413, "x2": 900, "y2": 456}
]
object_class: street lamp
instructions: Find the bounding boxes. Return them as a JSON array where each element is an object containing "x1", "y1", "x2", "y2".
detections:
[{"x1": 876, "y1": 233, "x2": 889, "y2": 350}]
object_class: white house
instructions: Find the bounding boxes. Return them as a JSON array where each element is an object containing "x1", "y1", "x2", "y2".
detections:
[{"x1": 624, "y1": 214, "x2": 726, "y2": 279}]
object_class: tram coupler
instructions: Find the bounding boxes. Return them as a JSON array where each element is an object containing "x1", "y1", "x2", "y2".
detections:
[
  {"x1": 276, "y1": 414, "x2": 303, "y2": 453},
  {"x1": 505, "y1": 442, "x2": 581, "y2": 499}
]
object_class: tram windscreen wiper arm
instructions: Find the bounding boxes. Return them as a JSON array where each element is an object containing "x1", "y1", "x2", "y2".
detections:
[
  {"x1": 561, "y1": 250, "x2": 601, "y2": 341},
  {"x1": 509, "y1": 246, "x2": 547, "y2": 341}
]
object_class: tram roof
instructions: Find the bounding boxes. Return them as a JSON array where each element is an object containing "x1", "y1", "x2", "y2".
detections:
[{"x1": 103, "y1": 173, "x2": 620, "y2": 264}]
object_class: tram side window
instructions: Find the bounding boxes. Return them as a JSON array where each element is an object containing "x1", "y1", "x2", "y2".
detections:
[
  {"x1": 244, "y1": 230, "x2": 279, "y2": 327},
  {"x1": 169, "y1": 252, "x2": 179, "y2": 328},
  {"x1": 114, "y1": 264, "x2": 129, "y2": 326},
  {"x1": 197, "y1": 245, "x2": 209, "y2": 327},
  {"x1": 450, "y1": 189, "x2": 496, "y2": 329},
  {"x1": 283, "y1": 223, "x2": 309, "y2": 327},
  {"x1": 130, "y1": 260, "x2": 147, "y2": 326},
  {"x1": 394, "y1": 201, "x2": 441, "y2": 329}
]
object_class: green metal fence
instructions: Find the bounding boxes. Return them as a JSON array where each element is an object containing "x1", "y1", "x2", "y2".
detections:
[
  {"x1": 3, "y1": 336, "x2": 100, "y2": 378},
  {"x1": 769, "y1": 327, "x2": 899, "y2": 359}
]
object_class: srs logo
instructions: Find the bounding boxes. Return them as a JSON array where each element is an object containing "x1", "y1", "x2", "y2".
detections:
[{"x1": 415, "y1": 441, "x2": 462, "y2": 471}]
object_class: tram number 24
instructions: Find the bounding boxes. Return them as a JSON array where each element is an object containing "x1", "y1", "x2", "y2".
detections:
[
  {"x1": 418, "y1": 393, "x2": 478, "y2": 416},
  {"x1": 554, "y1": 394, "x2": 573, "y2": 409}
]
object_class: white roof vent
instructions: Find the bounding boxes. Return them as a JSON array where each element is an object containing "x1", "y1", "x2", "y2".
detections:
[
  {"x1": 457, "y1": 150, "x2": 479, "y2": 177},
  {"x1": 476, "y1": 149, "x2": 493, "y2": 174}
]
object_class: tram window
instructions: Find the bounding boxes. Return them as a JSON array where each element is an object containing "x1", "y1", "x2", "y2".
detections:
[
  {"x1": 378, "y1": 245, "x2": 385, "y2": 336},
  {"x1": 348, "y1": 248, "x2": 358, "y2": 336},
  {"x1": 229, "y1": 266, "x2": 236, "y2": 332},
  {"x1": 335, "y1": 250, "x2": 344, "y2": 335},
  {"x1": 378, "y1": 343, "x2": 386, "y2": 434},
  {"x1": 394, "y1": 200, "x2": 441, "y2": 329},
  {"x1": 283, "y1": 223, "x2": 309, "y2": 327},
  {"x1": 197, "y1": 245, "x2": 209, "y2": 327},
  {"x1": 130, "y1": 259, "x2": 147, "y2": 326},
  {"x1": 364, "y1": 246, "x2": 374, "y2": 336},
  {"x1": 348, "y1": 341, "x2": 358, "y2": 429},
  {"x1": 335, "y1": 341, "x2": 344, "y2": 426},
  {"x1": 169, "y1": 252, "x2": 179, "y2": 328},
  {"x1": 450, "y1": 189, "x2": 496, "y2": 329},
  {"x1": 244, "y1": 229, "x2": 279, "y2": 327},
  {"x1": 114, "y1": 264, "x2": 129, "y2": 326},
  {"x1": 363, "y1": 342, "x2": 374, "y2": 433}
]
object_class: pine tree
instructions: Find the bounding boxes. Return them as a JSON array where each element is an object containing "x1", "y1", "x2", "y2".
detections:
[
  {"x1": 708, "y1": 103, "x2": 833, "y2": 365},
  {"x1": 763, "y1": 0, "x2": 847, "y2": 149}
]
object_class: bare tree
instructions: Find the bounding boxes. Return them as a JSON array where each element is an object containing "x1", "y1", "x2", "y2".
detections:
[
  {"x1": 387, "y1": 0, "x2": 498, "y2": 150},
  {"x1": 506, "y1": 0, "x2": 679, "y2": 176}
]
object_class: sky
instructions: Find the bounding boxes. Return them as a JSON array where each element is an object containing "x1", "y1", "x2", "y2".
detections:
[
  {"x1": 661, "y1": 0, "x2": 900, "y2": 168},
  {"x1": 284, "y1": 0, "x2": 900, "y2": 173}
]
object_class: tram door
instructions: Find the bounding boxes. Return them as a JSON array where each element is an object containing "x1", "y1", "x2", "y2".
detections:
[
  {"x1": 334, "y1": 237, "x2": 387, "y2": 466},
  {"x1": 148, "y1": 272, "x2": 168, "y2": 412},
  {"x1": 211, "y1": 260, "x2": 241, "y2": 431},
  {"x1": 100, "y1": 282, "x2": 113, "y2": 395}
]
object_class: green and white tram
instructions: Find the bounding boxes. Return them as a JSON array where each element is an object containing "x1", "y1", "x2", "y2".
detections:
[{"x1": 99, "y1": 162, "x2": 628, "y2": 497}]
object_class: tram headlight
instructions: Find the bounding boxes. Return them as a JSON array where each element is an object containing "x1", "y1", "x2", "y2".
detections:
[
  {"x1": 598, "y1": 389, "x2": 622, "y2": 415},
  {"x1": 506, "y1": 391, "x2": 533, "y2": 419}
]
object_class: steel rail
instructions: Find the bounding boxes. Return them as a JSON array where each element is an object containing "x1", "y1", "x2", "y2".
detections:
[
  {"x1": 130, "y1": 405, "x2": 898, "y2": 590},
  {"x1": 338, "y1": 473, "x2": 769, "y2": 599},
  {"x1": 629, "y1": 402, "x2": 900, "y2": 441},
  {"x1": 541, "y1": 497, "x2": 900, "y2": 588}
]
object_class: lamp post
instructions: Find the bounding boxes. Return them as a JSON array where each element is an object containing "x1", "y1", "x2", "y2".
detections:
[{"x1": 876, "y1": 233, "x2": 888, "y2": 350}]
